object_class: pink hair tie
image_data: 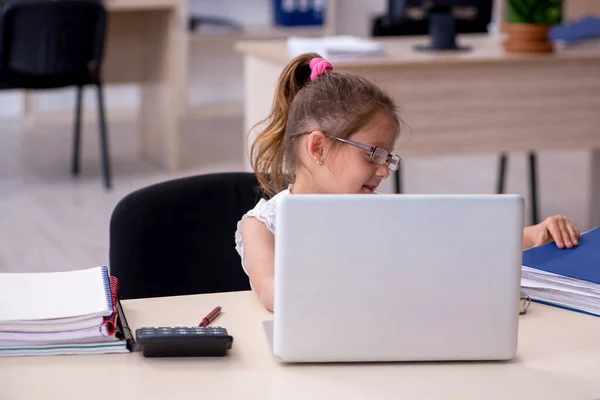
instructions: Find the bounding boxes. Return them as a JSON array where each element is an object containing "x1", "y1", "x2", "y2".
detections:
[{"x1": 309, "y1": 57, "x2": 333, "y2": 81}]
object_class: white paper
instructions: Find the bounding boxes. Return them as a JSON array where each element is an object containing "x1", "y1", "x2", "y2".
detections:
[
  {"x1": 0, "y1": 316, "x2": 104, "y2": 333},
  {"x1": 521, "y1": 265, "x2": 600, "y2": 316},
  {"x1": 0, "y1": 324, "x2": 118, "y2": 345},
  {"x1": 0, "y1": 341, "x2": 128, "y2": 357},
  {"x1": 287, "y1": 35, "x2": 387, "y2": 60}
]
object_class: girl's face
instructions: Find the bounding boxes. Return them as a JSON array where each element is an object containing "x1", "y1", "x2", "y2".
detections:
[{"x1": 306, "y1": 112, "x2": 398, "y2": 194}]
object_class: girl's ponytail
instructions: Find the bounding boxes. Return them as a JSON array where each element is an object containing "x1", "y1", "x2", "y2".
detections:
[{"x1": 248, "y1": 52, "x2": 319, "y2": 197}]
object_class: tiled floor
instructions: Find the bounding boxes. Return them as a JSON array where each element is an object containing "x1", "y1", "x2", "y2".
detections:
[{"x1": 0, "y1": 113, "x2": 591, "y2": 273}]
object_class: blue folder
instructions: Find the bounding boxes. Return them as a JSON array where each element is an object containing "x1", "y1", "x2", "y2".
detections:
[
  {"x1": 522, "y1": 226, "x2": 600, "y2": 316},
  {"x1": 549, "y1": 16, "x2": 600, "y2": 44},
  {"x1": 522, "y1": 227, "x2": 600, "y2": 282}
]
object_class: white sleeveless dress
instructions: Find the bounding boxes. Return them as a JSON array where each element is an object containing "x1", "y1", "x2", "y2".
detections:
[{"x1": 234, "y1": 186, "x2": 291, "y2": 276}]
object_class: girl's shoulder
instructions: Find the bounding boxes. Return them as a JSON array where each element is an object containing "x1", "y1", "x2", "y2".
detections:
[
  {"x1": 234, "y1": 186, "x2": 291, "y2": 269},
  {"x1": 236, "y1": 185, "x2": 291, "y2": 238},
  {"x1": 245, "y1": 186, "x2": 290, "y2": 232}
]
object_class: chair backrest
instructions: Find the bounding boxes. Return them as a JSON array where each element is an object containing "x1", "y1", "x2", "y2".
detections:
[
  {"x1": 0, "y1": 0, "x2": 106, "y2": 86},
  {"x1": 109, "y1": 173, "x2": 262, "y2": 300}
]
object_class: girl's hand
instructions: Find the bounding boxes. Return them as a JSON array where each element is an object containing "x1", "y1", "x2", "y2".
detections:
[{"x1": 524, "y1": 215, "x2": 580, "y2": 249}]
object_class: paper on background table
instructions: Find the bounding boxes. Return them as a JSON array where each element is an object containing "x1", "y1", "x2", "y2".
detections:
[{"x1": 287, "y1": 35, "x2": 387, "y2": 60}]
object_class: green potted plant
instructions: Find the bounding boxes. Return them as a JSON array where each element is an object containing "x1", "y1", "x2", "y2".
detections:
[{"x1": 504, "y1": 0, "x2": 564, "y2": 53}]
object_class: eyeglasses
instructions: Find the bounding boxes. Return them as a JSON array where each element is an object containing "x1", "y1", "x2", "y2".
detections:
[{"x1": 289, "y1": 132, "x2": 401, "y2": 171}]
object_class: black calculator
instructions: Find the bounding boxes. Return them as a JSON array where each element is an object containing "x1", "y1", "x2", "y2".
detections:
[{"x1": 135, "y1": 326, "x2": 233, "y2": 357}]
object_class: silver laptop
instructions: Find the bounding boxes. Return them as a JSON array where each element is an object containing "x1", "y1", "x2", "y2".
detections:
[{"x1": 268, "y1": 194, "x2": 524, "y2": 363}]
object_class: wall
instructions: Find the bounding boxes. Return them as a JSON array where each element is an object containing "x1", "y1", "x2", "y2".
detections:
[
  {"x1": 333, "y1": 0, "x2": 385, "y2": 37},
  {"x1": 187, "y1": 0, "x2": 385, "y2": 107}
]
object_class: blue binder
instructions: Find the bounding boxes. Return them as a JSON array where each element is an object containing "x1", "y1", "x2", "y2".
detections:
[
  {"x1": 522, "y1": 226, "x2": 600, "y2": 282},
  {"x1": 522, "y1": 226, "x2": 600, "y2": 316},
  {"x1": 549, "y1": 16, "x2": 600, "y2": 44}
]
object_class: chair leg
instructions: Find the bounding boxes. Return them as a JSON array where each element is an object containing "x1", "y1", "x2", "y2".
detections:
[
  {"x1": 393, "y1": 165, "x2": 402, "y2": 194},
  {"x1": 497, "y1": 153, "x2": 507, "y2": 194},
  {"x1": 528, "y1": 151, "x2": 539, "y2": 225},
  {"x1": 96, "y1": 82, "x2": 112, "y2": 189},
  {"x1": 71, "y1": 85, "x2": 84, "y2": 176}
]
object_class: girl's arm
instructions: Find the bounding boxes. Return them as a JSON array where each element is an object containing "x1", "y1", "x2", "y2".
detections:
[{"x1": 240, "y1": 217, "x2": 276, "y2": 311}]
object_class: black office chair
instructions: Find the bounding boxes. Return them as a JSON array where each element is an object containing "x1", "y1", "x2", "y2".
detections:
[
  {"x1": 0, "y1": 0, "x2": 111, "y2": 189},
  {"x1": 109, "y1": 172, "x2": 262, "y2": 300}
]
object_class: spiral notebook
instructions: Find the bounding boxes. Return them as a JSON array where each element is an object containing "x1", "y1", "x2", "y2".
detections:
[
  {"x1": 0, "y1": 267, "x2": 133, "y2": 356},
  {"x1": 0, "y1": 266, "x2": 114, "y2": 323}
]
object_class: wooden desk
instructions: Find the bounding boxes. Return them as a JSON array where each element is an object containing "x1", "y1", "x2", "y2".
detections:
[
  {"x1": 103, "y1": 0, "x2": 188, "y2": 170},
  {"x1": 2, "y1": 291, "x2": 600, "y2": 399},
  {"x1": 235, "y1": 34, "x2": 600, "y2": 226}
]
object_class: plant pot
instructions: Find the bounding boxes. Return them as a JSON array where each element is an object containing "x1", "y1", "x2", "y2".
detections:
[{"x1": 504, "y1": 22, "x2": 553, "y2": 53}]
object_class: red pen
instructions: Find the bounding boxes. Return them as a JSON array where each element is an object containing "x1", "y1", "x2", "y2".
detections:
[{"x1": 198, "y1": 306, "x2": 222, "y2": 327}]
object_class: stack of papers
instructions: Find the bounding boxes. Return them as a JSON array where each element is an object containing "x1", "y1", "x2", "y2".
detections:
[
  {"x1": 521, "y1": 227, "x2": 600, "y2": 317},
  {"x1": 287, "y1": 35, "x2": 387, "y2": 60},
  {"x1": 0, "y1": 266, "x2": 129, "y2": 356}
]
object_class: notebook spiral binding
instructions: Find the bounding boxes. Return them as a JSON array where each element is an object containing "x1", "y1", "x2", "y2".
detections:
[
  {"x1": 101, "y1": 266, "x2": 113, "y2": 311},
  {"x1": 520, "y1": 292, "x2": 531, "y2": 315}
]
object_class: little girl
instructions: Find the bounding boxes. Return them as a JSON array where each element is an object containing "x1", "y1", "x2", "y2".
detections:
[{"x1": 235, "y1": 53, "x2": 581, "y2": 311}]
